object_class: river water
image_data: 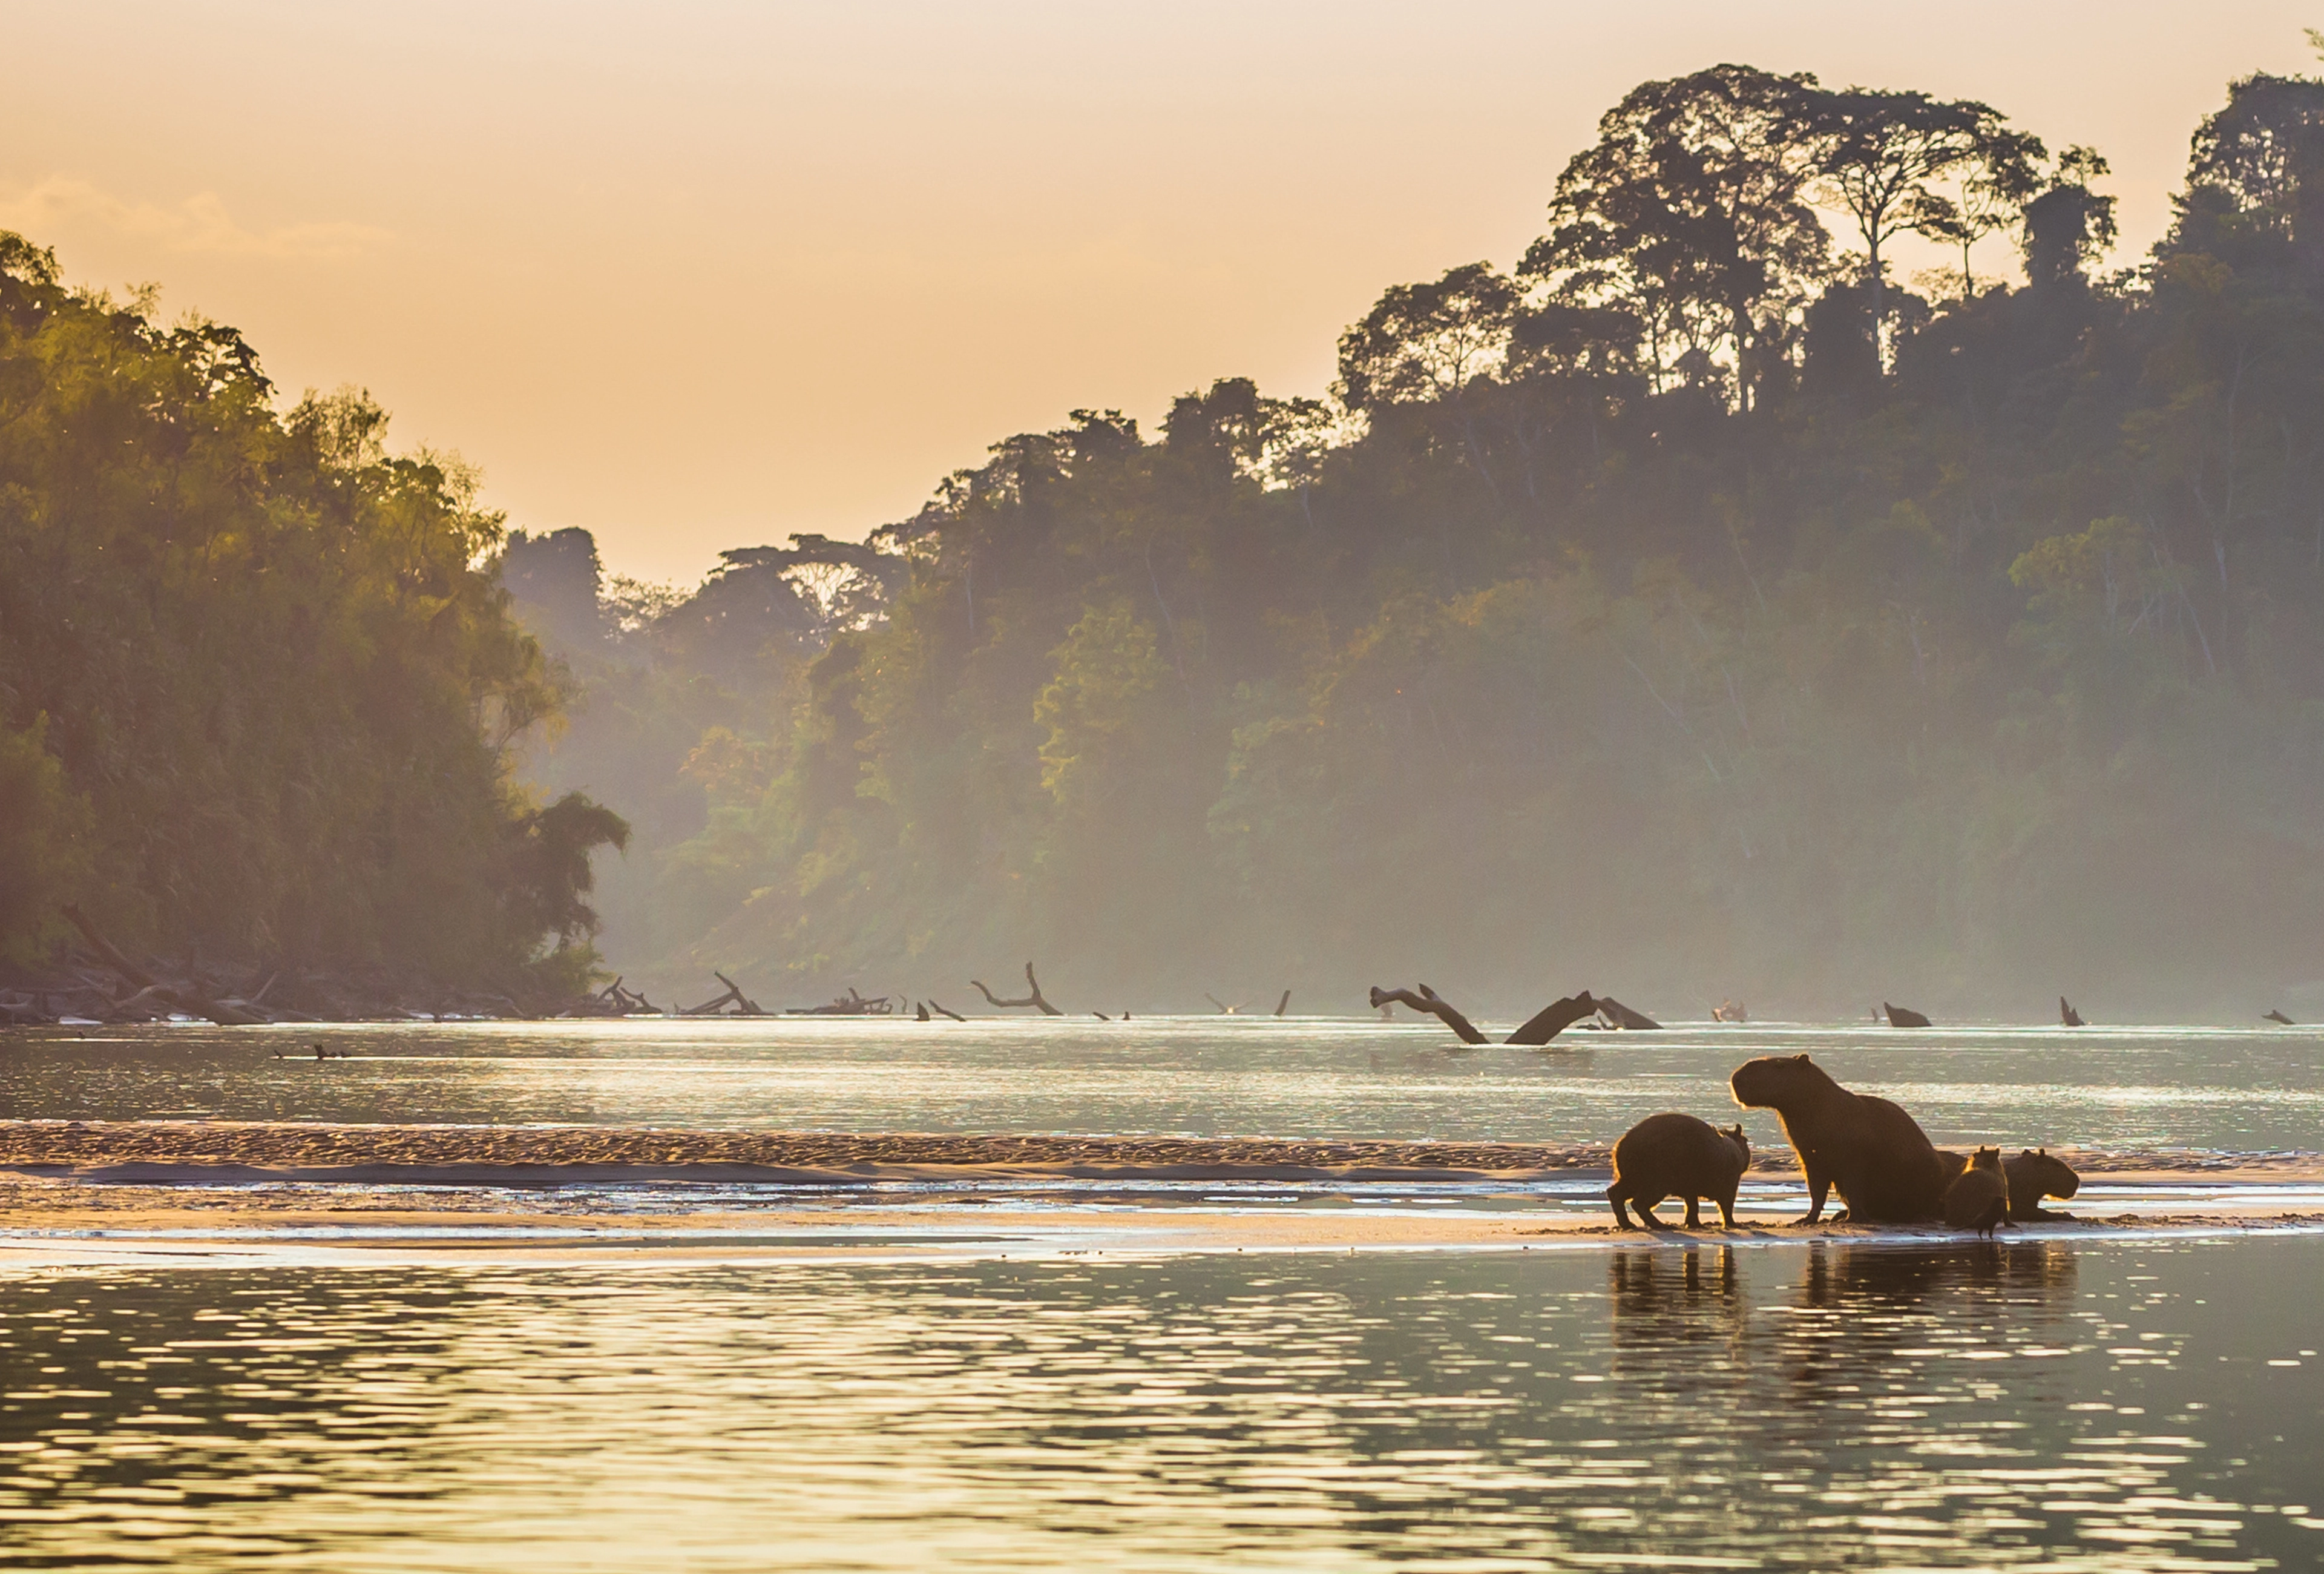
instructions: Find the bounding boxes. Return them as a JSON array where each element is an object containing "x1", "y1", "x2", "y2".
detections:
[
  {"x1": 2, "y1": 1017, "x2": 2320, "y2": 1155},
  {"x1": 1, "y1": 1237, "x2": 2320, "y2": 1570},
  {"x1": 5, "y1": 1019, "x2": 2322, "y2": 1569}
]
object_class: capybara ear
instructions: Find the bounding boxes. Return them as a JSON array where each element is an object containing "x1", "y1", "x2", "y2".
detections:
[{"x1": 1793, "y1": 1053, "x2": 1810, "y2": 1063}]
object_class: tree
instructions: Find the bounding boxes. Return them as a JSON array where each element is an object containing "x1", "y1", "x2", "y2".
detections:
[
  {"x1": 1334, "y1": 263, "x2": 1521, "y2": 410},
  {"x1": 2178, "y1": 71, "x2": 2324, "y2": 271},
  {"x1": 1912, "y1": 129, "x2": 2049, "y2": 297},
  {"x1": 1523, "y1": 64, "x2": 1831, "y2": 410},
  {"x1": 0, "y1": 228, "x2": 616, "y2": 983},
  {"x1": 2021, "y1": 147, "x2": 2119, "y2": 290},
  {"x1": 1808, "y1": 88, "x2": 2014, "y2": 349}
]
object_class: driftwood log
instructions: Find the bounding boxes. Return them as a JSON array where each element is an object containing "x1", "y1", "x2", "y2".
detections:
[
  {"x1": 1592, "y1": 996, "x2": 1662, "y2": 1030},
  {"x1": 1506, "y1": 992, "x2": 1602, "y2": 1045},
  {"x1": 927, "y1": 998, "x2": 967, "y2": 1022},
  {"x1": 1884, "y1": 1002, "x2": 1932, "y2": 1028},
  {"x1": 2060, "y1": 995, "x2": 2085, "y2": 1027},
  {"x1": 60, "y1": 904, "x2": 268, "y2": 1026},
  {"x1": 680, "y1": 972, "x2": 768, "y2": 1016},
  {"x1": 1373, "y1": 983, "x2": 1606, "y2": 1047},
  {"x1": 2265, "y1": 1009, "x2": 2296, "y2": 1025},
  {"x1": 1368, "y1": 984, "x2": 1488, "y2": 1045},
  {"x1": 971, "y1": 963, "x2": 1063, "y2": 1016},
  {"x1": 1273, "y1": 989, "x2": 1291, "y2": 1018}
]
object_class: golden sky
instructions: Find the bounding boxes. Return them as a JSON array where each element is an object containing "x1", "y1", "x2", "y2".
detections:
[{"x1": 4, "y1": 2, "x2": 2316, "y2": 584}]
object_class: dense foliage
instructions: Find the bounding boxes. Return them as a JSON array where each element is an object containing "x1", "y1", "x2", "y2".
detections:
[
  {"x1": 0, "y1": 234, "x2": 625, "y2": 984},
  {"x1": 512, "y1": 58, "x2": 2324, "y2": 1018}
]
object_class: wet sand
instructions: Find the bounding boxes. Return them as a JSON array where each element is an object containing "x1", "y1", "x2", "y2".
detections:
[
  {"x1": 2, "y1": 1119, "x2": 2320, "y2": 1268},
  {"x1": 6, "y1": 1119, "x2": 2319, "y2": 1185}
]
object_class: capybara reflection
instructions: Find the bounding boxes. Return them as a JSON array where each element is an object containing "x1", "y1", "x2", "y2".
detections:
[
  {"x1": 1935, "y1": 1147, "x2": 2083, "y2": 1222},
  {"x1": 1606, "y1": 1112, "x2": 1749, "y2": 1230},
  {"x1": 1943, "y1": 1147, "x2": 2010, "y2": 1237},
  {"x1": 1728, "y1": 1053, "x2": 1945, "y2": 1224}
]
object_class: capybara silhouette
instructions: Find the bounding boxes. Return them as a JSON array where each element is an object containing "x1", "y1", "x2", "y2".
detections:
[
  {"x1": 1943, "y1": 1147, "x2": 2010, "y2": 1237},
  {"x1": 1729, "y1": 1053, "x2": 1945, "y2": 1224},
  {"x1": 1606, "y1": 1113, "x2": 1750, "y2": 1230},
  {"x1": 1935, "y1": 1147, "x2": 2084, "y2": 1222}
]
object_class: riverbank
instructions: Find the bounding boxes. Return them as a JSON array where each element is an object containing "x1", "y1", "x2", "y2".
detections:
[
  {"x1": 3, "y1": 1120, "x2": 2319, "y2": 1185},
  {"x1": 3, "y1": 1121, "x2": 2322, "y2": 1271}
]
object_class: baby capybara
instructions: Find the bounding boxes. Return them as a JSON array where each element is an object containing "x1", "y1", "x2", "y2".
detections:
[
  {"x1": 1607, "y1": 1112, "x2": 1750, "y2": 1230},
  {"x1": 1935, "y1": 1147, "x2": 2083, "y2": 1222},
  {"x1": 1943, "y1": 1146, "x2": 2009, "y2": 1237}
]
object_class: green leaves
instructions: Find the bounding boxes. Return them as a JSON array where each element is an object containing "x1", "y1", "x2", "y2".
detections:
[{"x1": 0, "y1": 229, "x2": 605, "y2": 983}]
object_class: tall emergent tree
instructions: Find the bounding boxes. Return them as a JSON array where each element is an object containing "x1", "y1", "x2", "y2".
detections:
[{"x1": 1522, "y1": 64, "x2": 1831, "y2": 409}]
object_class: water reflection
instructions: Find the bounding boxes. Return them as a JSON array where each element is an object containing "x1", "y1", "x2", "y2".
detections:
[{"x1": 0, "y1": 1239, "x2": 2317, "y2": 1570}]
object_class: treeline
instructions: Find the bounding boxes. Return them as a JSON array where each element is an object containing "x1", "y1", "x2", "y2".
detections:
[
  {"x1": 0, "y1": 234, "x2": 625, "y2": 998},
  {"x1": 511, "y1": 56, "x2": 2324, "y2": 1018}
]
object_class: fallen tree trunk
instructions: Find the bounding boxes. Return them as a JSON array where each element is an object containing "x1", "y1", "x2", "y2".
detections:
[
  {"x1": 971, "y1": 963, "x2": 1063, "y2": 1015},
  {"x1": 680, "y1": 984, "x2": 741, "y2": 1016},
  {"x1": 1505, "y1": 992, "x2": 1600, "y2": 1046},
  {"x1": 59, "y1": 904, "x2": 268, "y2": 1026},
  {"x1": 927, "y1": 999, "x2": 967, "y2": 1022},
  {"x1": 1592, "y1": 996, "x2": 1661, "y2": 1030},
  {"x1": 715, "y1": 972, "x2": 767, "y2": 1016},
  {"x1": 1884, "y1": 1002, "x2": 1932, "y2": 1028},
  {"x1": 1368, "y1": 984, "x2": 1488, "y2": 1045}
]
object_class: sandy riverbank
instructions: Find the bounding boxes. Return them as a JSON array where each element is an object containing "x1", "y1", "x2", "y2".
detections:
[
  {"x1": 3, "y1": 1119, "x2": 2322, "y2": 1269},
  {"x1": 6, "y1": 1120, "x2": 2319, "y2": 1187},
  {"x1": 2, "y1": 1180, "x2": 2319, "y2": 1269}
]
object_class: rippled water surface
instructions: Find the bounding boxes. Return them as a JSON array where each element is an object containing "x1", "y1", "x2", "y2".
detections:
[
  {"x1": 2, "y1": 1236, "x2": 2320, "y2": 1571},
  {"x1": 5, "y1": 1018, "x2": 2323, "y2": 1154}
]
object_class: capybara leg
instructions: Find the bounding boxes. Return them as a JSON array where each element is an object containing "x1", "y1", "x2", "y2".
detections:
[
  {"x1": 1682, "y1": 1197, "x2": 1703, "y2": 1229},
  {"x1": 1796, "y1": 1174, "x2": 1830, "y2": 1226},
  {"x1": 1716, "y1": 1191, "x2": 1738, "y2": 1228},
  {"x1": 1633, "y1": 1196, "x2": 1668, "y2": 1230},
  {"x1": 1606, "y1": 1185, "x2": 1635, "y2": 1229}
]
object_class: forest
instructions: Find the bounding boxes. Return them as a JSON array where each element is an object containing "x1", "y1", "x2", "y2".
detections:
[
  {"x1": 0, "y1": 233, "x2": 625, "y2": 1013},
  {"x1": 10, "y1": 55, "x2": 2324, "y2": 1019},
  {"x1": 508, "y1": 58, "x2": 2324, "y2": 1021}
]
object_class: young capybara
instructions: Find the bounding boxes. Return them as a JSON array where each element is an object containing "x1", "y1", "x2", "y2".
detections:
[
  {"x1": 1943, "y1": 1147, "x2": 2009, "y2": 1237},
  {"x1": 1606, "y1": 1112, "x2": 1750, "y2": 1230},
  {"x1": 1934, "y1": 1147, "x2": 2083, "y2": 1222},
  {"x1": 1728, "y1": 1053, "x2": 1946, "y2": 1224}
]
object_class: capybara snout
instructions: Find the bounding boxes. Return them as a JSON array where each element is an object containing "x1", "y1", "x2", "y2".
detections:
[{"x1": 1607, "y1": 1111, "x2": 1750, "y2": 1230}]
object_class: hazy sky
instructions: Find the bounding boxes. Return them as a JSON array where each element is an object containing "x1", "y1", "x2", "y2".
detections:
[{"x1": 4, "y1": 2, "x2": 2316, "y2": 584}]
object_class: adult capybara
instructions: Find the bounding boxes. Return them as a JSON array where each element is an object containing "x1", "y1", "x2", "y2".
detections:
[
  {"x1": 1728, "y1": 1053, "x2": 1945, "y2": 1224},
  {"x1": 1935, "y1": 1147, "x2": 2083, "y2": 1222},
  {"x1": 1606, "y1": 1112, "x2": 1750, "y2": 1230},
  {"x1": 1943, "y1": 1147, "x2": 2009, "y2": 1237},
  {"x1": 2005, "y1": 1149, "x2": 2079, "y2": 1220}
]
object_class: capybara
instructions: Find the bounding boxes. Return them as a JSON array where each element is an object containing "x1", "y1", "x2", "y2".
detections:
[
  {"x1": 2005, "y1": 1148, "x2": 2079, "y2": 1220},
  {"x1": 1728, "y1": 1053, "x2": 1945, "y2": 1224},
  {"x1": 1606, "y1": 1112, "x2": 1750, "y2": 1230},
  {"x1": 1934, "y1": 1147, "x2": 2083, "y2": 1222},
  {"x1": 1943, "y1": 1147, "x2": 2009, "y2": 1237}
]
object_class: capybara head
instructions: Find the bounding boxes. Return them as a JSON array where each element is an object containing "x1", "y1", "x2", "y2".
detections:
[
  {"x1": 1968, "y1": 1145, "x2": 2002, "y2": 1172},
  {"x1": 1728, "y1": 1053, "x2": 1831, "y2": 1110},
  {"x1": 1719, "y1": 1122, "x2": 1750, "y2": 1167},
  {"x1": 2017, "y1": 1148, "x2": 2079, "y2": 1199}
]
